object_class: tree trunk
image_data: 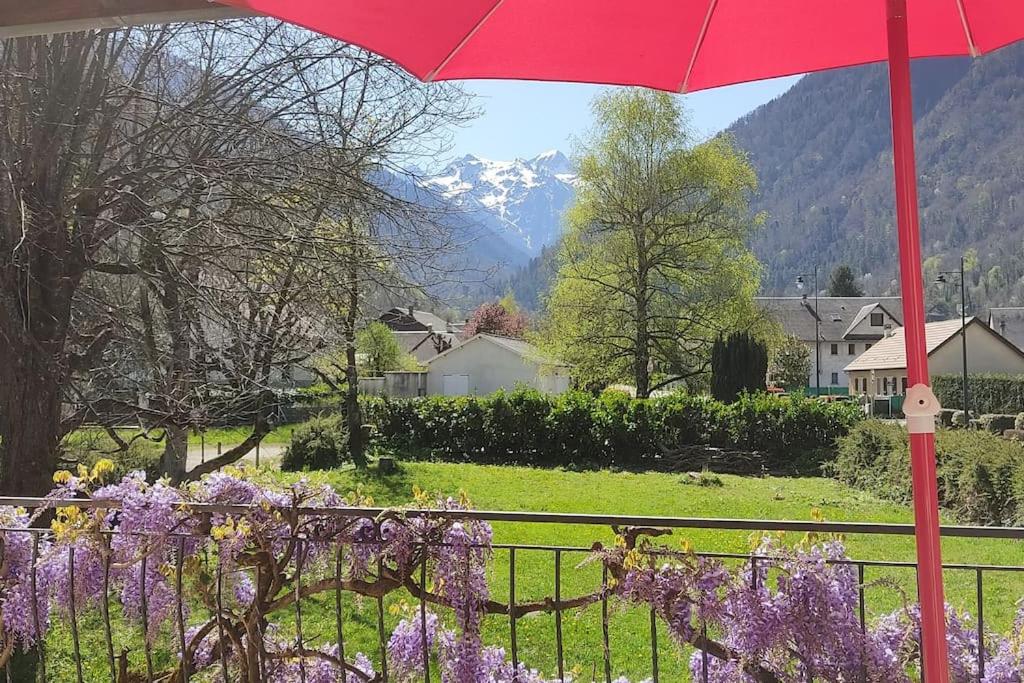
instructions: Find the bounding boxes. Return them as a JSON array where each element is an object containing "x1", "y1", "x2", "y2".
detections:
[
  {"x1": 0, "y1": 343, "x2": 64, "y2": 496},
  {"x1": 342, "y1": 229, "x2": 366, "y2": 468},
  {"x1": 345, "y1": 341, "x2": 365, "y2": 468},
  {"x1": 160, "y1": 425, "x2": 189, "y2": 485}
]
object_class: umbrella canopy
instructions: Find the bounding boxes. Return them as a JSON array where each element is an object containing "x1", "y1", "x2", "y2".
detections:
[{"x1": 214, "y1": 0, "x2": 1024, "y2": 92}]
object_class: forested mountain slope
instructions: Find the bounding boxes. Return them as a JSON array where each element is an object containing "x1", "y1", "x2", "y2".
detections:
[{"x1": 733, "y1": 43, "x2": 1024, "y2": 308}]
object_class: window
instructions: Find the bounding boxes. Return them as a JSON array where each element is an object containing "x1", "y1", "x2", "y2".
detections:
[
  {"x1": 848, "y1": 343, "x2": 856, "y2": 355},
  {"x1": 830, "y1": 343, "x2": 839, "y2": 355},
  {"x1": 901, "y1": 377, "x2": 908, "y2": 394},
  {"x1": 830, "y1": 372, "x2": 839, "y2": 385},
  {"x1": 870, "y1": 312, "x2": 884, "y2": 326},
  {"x1": 883, "y1": 377, "x2": 890, "y2": 395}
]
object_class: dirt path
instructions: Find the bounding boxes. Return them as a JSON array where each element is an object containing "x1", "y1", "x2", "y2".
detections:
[{"x1": 185, "y1": 443, "x2": 286, "y2": 471}]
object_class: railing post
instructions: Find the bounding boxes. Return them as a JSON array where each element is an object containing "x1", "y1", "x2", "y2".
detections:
[{"x1": 555, "y1": 549, "x2": 565, "y2": 682}]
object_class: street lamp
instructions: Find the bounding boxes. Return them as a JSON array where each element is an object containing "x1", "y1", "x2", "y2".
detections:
[
  {"x1": 796, "y1": 266, "x2": 820, "y2": 396},
  {"x1": 936, "y1": 255, "x2": 969, "y2": 417}
]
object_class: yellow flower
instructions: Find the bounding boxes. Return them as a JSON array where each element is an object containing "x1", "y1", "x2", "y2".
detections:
[
  {"x1": 90, "y1": 459, "x2": 115, "y2": 481},
  {"x1": 53, "y1": 470, "x2": 72, "y2": 485}
]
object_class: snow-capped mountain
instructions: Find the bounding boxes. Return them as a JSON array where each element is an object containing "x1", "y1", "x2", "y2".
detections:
[{"x1": 424, "y1": 150, "x2": 577, "y2": 255}]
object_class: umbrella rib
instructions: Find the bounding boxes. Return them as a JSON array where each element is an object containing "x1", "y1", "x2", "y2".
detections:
[
  {"x1": 425, "y1": 0, "x2": 506, "y2": 81},
  {"x1": 954, "y1": 0, "x2": 980, "y2": 56},
  {"x1": 679, "y1": 0, "x2": 719, "y2": 93}
]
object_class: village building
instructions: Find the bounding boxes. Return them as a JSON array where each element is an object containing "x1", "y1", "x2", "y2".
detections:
[
  {"x1": 758, "y1": 296, "x2": 903, "y2": 393},
  {"x1": 844, "y1": 317, "x2": 1024, "y2": 398},
  {"x1": 425, "y1": 334, "x2": 570, "y2": 396}
]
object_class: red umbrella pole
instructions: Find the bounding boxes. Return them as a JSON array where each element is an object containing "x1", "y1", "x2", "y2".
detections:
[{"x1": 886, "y1": 0, "x2": 950, "y2": 680}]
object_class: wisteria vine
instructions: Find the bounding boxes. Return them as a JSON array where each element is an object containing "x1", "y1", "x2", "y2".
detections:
[{"x1": 0, "y1": 463, "x2": 1021, "y2": 682}]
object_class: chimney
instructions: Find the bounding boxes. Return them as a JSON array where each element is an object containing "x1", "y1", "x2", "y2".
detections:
[{"x1": 408, "y1": 304, "x2": 415, "y2": 317}]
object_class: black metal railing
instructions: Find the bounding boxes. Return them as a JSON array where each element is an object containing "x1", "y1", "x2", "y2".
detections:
[{"x1": 0, "y1": 497, "x2": 1022, "y2": 682}]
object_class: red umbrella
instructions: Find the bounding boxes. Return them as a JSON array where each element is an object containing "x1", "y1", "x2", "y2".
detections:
[{"x1": 206, "y1": 2, "x2": 1015, "y2": 679}]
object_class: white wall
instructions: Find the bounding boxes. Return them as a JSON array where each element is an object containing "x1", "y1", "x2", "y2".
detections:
[
  {"x1": 426, "y1": 338, "x2": 569, "y2": 396},
  {"x1": 805, "y1": 340, "x2": 876, "y2": 390},
  {"x1": 930, "y1": 324, "x2": 1024, "y2": 375}
]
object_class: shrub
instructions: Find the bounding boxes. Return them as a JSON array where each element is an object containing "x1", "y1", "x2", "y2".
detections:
[
  {"x1": 933, "y1": 373, "x2": 1024, "y2": 414},
  {"x1": 281, "y1": 415, "x2": 349, "y2": 471},
  {"x1": 723, "y1": 393, "x2": 861, "y2": 471},
  {"x1": 360, "y1": 388, "x2": 859, "y2": 473},
  {"x1": 1015, "y1": 412, "x2": 1024, "y2": 431},
  {"x1": 979, "y1": 414, "x2": 1016, "y2": 434},
  {"x1": 830, "y1": 420, "x2": 1024, "y2": 525}
]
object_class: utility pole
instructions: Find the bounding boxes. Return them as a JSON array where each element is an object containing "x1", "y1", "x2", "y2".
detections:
[
  {"x1": 937, "y1": 256, "x2": 969, "y2": 416},
  {"x1": 797, "y1": 266, "x2": 820, "y2": 396}
]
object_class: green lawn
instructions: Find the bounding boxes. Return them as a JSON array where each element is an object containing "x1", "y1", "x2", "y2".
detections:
[
  {"x1": 42, "y1": 462, "x2": 1024, "y2": 681},
  {"x1": 270, "y1": 463, "x2": 1024, "y2": 682}
]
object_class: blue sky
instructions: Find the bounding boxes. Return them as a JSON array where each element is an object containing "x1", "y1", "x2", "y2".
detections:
[{"x1": 449, "y1": 75, "x2": 802, "y2": 161}]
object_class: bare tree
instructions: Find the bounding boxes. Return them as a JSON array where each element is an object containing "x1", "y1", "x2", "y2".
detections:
[{"x1": 1, "y1": 21, "x2": 474, "y2": 492}]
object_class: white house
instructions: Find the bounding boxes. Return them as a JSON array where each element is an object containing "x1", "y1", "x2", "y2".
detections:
[
  {"x1": 844, "y1": 317, "x2": 1024, "y2": 398},
  {"x1": 758, "y1": 296, "x2": 903, "y2": 392},
  {"x1": 425, "y1": 334, "x2": 571, "y2": 396}
]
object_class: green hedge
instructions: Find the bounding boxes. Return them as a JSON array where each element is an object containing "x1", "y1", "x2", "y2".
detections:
[
  {"x1": 933, "y1": 373, "x2": 1024, "y2": 414},
  {"x1": 361, "y1": 389, "x2": 861, "y2": 472},
  {"x1": 828, "y1": 420, "x2": 1024, "y2": 525}
]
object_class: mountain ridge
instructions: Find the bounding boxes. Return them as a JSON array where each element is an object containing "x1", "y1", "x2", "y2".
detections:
[{"x1": 422, "y1": 149, "x2": 577, "y2": 257}]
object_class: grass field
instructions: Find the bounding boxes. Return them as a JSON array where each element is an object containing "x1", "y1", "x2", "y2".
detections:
[
  {"x1": 42, "y1": 462, "x2": 1024, "y2": 681},
  {"x1": 273, "y1": 463, "x2": 1024, "y2": 682}
]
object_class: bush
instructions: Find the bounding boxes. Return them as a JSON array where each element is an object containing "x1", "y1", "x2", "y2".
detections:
[
  {"x1": 281, "y1": 415, "x2": 349, "y2": 471},
  {"x1": 361, "y1": 388, "x2": 860, "y2": 473},
  {"x1": 830, "y1": 420, "x2": 1024, "y2": 525},
  {"x1": 934, "y1": 373, "x2": 1024, "y2": 414},
  {"x1": 979, "y1": 414, "x2": 1016, "y2": 434}
]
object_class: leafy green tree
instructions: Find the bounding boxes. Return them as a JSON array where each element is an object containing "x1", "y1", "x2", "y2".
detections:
[
  {"x1": 537, "y1": 89, "x2": 763, "y2": 397},
  {"x1": 827, "y1": 265, "x2": 864, "y2": 296},
  {"x1": 769, "y1": 335, "x2": 812, "y2": 390},
  {"x1": 357, "y1": 322, "x2": 414, "y2": 376},
  {"x1": 710, "y1": 332, "x2": 768, "y2": 402}
]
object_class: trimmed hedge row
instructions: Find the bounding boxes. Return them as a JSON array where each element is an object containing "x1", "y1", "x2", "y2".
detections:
[
  {"x1": 828, "y1": 420, "x2": 1024, "y2": 525},
  {"x1": 361, "y1": 389, "x2": 861, "y2": 472},
  {"x1": 933, "y1": 373, "x2": 1024, "y2": 415}
]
